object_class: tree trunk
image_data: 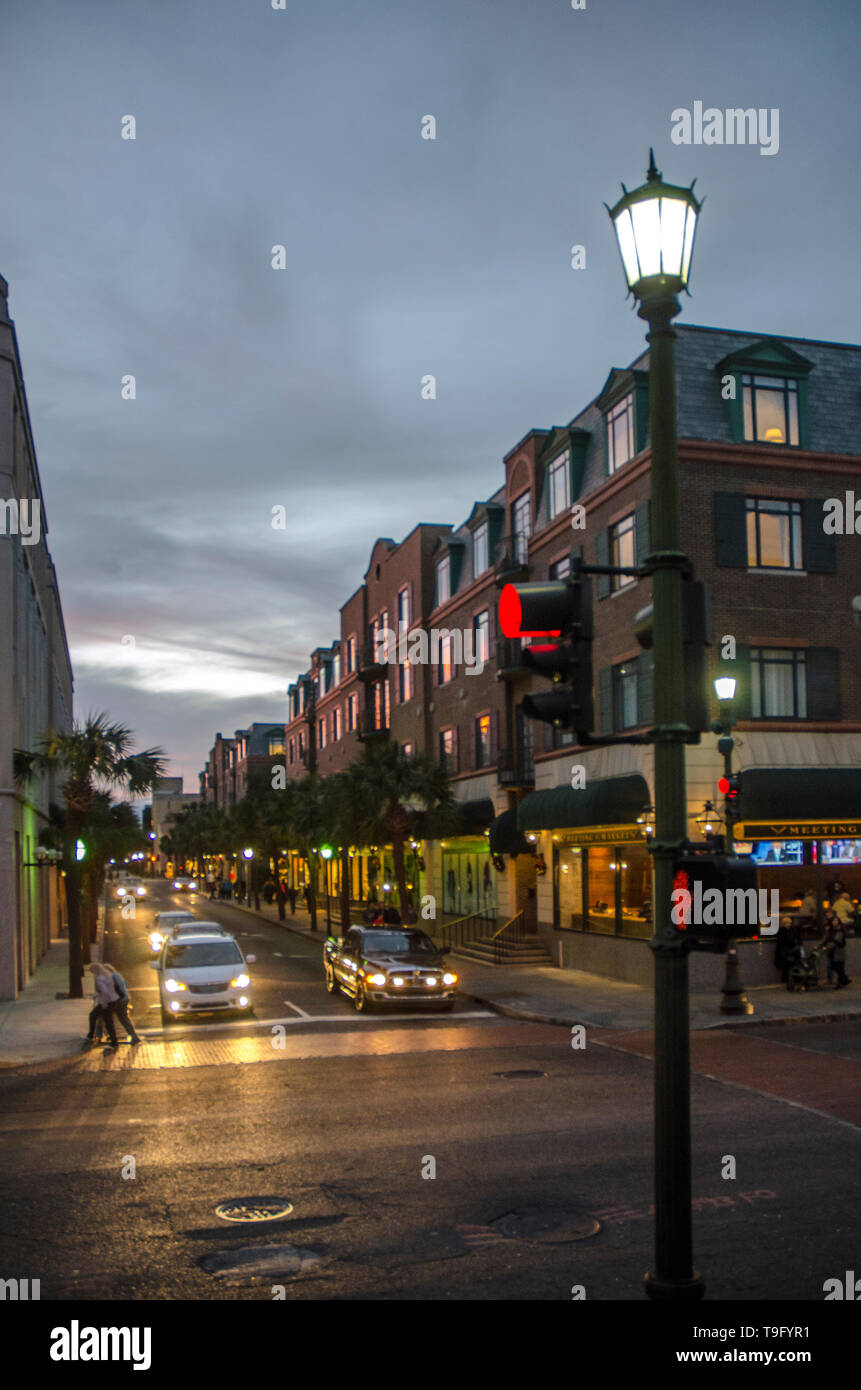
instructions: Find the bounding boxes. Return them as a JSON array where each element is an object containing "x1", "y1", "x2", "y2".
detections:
[
  {"x1": 272, "y1": 856, "x2": 286, "y2": 920},
  {"x1": 339, "y1": 847, "x2": 351, "y2": 931},
  {"x1": 392, "y1": 834, "x2": 409, "y2": 920},
  {"x1": 64, "y1": 833, "x2": 85, "y2": 999}
]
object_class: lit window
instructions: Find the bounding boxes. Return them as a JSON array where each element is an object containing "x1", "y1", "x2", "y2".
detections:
[
  {"x1": 397, "y1": 587, "x2": 410, "y2": 630},
  {"x1": 751, "y1": 648, "x2": 806, "y2": 718},
  {"x1": 436, "y1": 556, "x2": 451, "y2": 606},
  {"x1": 473, "y1": 522, "x2": 489, "y2": 578},
  {"x1": 399, "y1": 660, "x2": 412, "y2": 702},
  {"x1": 742, "y1": 376, "x2": 799, "y2": 446},
  {"x1": 475, "y1": 714, "x2": 492, "y2": 768},
  {"x1": 346, "y1": 636, "x2": 357, "y2": 673},
  {"x1": 607, "y1": 394, "x2": 635, "y2": 474},
  {"x1": 268, "y1": 737, "x2": 285, "y2": 756},
  {"x1": 318, "y1": 719, "x2": 327, "y2": 749},
  {"x1": 610, "y1": 515, "x2": 635, "y2": 590},
  {"x1": 439, "y1": 728, "x2": 457, "y2": 771},
  {"x1": 402, "y1": 741, "x2": 414, "y2": 757},
  {"x1": 548, "y1": 453, "x2": 570, "y2": 519},
  {"x1": 745, "y1": 498, "x2": 802, "y2": 570},
  {"x1": 332, "y1": 707, "x2": 342, "y2": 741},
  {"x1": 439, "y1": 634, "x2": 455, "y2": 684}
]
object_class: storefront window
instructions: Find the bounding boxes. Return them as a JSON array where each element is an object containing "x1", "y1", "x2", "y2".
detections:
[
  {"x1": 441, "y1": 846, "x2": 497, "y2": 917},
  {"x1": 553, "y1": 837, "x2": 651, "y2": 938},
  {"x1": 555, "y1": 845, "x2": 584, "y2": 931}
]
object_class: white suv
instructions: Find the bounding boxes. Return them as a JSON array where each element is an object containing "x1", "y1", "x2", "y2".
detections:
[
  {"x1": 151, "y1": 929, "x2": 256, "y2": 1022},
  {"x1": 116, "y1": 877, "x2": 146, "y2": 899}
]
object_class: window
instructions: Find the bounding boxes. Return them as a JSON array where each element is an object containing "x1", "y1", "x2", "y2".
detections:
[
  {"x1": 743, "y1": 375, "x2": 799, "y2": 446},
  {"x1": 610, "y1": 514, "x2": 636, "y2": 590},
  {"x1": 614, "y1": 661, "x2": 639, "y2": 730},
  {"x1": 512, "y1": 491, "x2": 531, "y2": 563},
  {"x1": 402, "y1": 741, "x2": 414, "y2": 757},
  {"x1": 298, "y1": 731, "x2": 305, "y2": 758},
  {"x1": 473, "y1": 522, "x2": 489, "y2": 578},
  {"x1": 548, "y1": 453, "x2": 570, "y2": 519},
  {"x1": 550, "y1": 556, "x2": 571, "y2": 580},
  {"x1": 346, "y1": 636, "x2": 357, "y2": 673},
  {"x1": 436, "y1": 556, "x2": 451, "y2": 606},
  {"x1": 751, "y1": 648, "x2": 807, "y2": 719},
  {"x1": 287, "y1": 738, "x2": 294, "y2": 765},
  {"x1": 475, "y1": 714, "x2": 492, "y2": 768},
  {"x1": 318, "y1": 666, "x2": 329, "y2": 696},
  {"x1": 745, "y1": 498, "x2": 803, "y2": 570},
  {"x1": 332, "y1": 652, "x2": 341, "y2": 686},
  {"x1": 439, "y1": 728, "x2": 457, "y2": 772},
  {"x1": 346, "y1": 693, "x2": 358, "y2": 732},
  {"x1": 399, "y1": 660, "x2": 412, "y2": 702},
  {"x1": 268, "y1": 736, "x2": 285, "y2": 756},
  {"x1": 318, "y1": 719, "x2": 327, "y2": 749},
  {"x1": 439, "y1": 633, "x2": 455, "y2": 684},
  {"x1": 332, "y1": 706, "x2": 342, "y2": 741},
  {"x1": 397, "y1": 587, "x2": 410, "y2": 630},
  {"x1": 373, "y1": 680, "x2": 390, "y2": 730},
  {"x1": 474, "y1": 609, "x2": 490, "y2": 666},
  {"x1": 607, "y1": 394, "x2": 635, "y2": 474}
]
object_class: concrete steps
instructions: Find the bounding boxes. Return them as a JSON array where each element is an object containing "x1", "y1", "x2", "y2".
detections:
[{"x1": 452, "y1": 936, "x2": 554, "y2": 967}]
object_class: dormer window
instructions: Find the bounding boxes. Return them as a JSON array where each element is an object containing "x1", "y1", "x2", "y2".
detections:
[
  {"x1": 742, "y1": 375, "x2": 799, "y2": 446},
  {"x1": 548, "y1": 452, "x2": 570, "y2": 519},
  {"x1": 473, "y1": 521, "x2": 489, "y2": 578},
  {"x1": 607, "y1": 393, "x2": 635, "y2": 474},
  {"x1": 436, "y1": 555, "x2": 451, "y2": 606}
]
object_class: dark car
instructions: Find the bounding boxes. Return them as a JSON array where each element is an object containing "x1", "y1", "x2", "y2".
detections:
[{"x1": 324, "y1": 926, "x2": 458, "y2": 1013}]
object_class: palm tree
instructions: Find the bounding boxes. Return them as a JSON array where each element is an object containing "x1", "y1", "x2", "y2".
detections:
[
  {"x1": 15, "y1": 714, "x2": 166, "y2": 997},
  {"x1": 287, "y1": 774, "x2": 330, "y2": 931},
  {"x1": 343, "y1": 745, "x2": 454, "y2": 918}
]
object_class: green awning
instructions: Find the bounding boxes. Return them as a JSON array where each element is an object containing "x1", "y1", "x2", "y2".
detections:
[
  {"x1": 517, "y1": 774, "x2": 651, "y2": 832},
  {"x1": 488, "y1": 808, "x2": 531, "y2": 856},
  {"x1": 736, "y1": 768, "x2": 861, "y2": 822},
  {"x1": 451, "y1": 798, "x2": 495, "y2": 832}
]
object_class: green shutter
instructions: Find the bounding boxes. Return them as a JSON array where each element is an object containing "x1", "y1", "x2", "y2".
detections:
[
  {"x1": 634, "y1": 502, "x2": 651, "y2": 565},
  {"x1": 801, "y1": 499, "x2": 836, "y2": 573},
  {"x1": 714, "y1": 492, "x2": 748, "y2": 567},
  {"x1": 637, "y1": 651, "x2": 654, "y2": 726},
  {"x1": 806, "y1": 648, "x2": 840, "y2": 720},
  {"x1": 599, "y1": 667, "x2": 613, "y2": 733},
  {"x1": 596, "y1": 528, "x2": 611, "y2": 598}
]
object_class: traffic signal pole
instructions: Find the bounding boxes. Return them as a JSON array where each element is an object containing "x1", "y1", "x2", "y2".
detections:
[{"x1": 641, "y1": 293, "x2": 704, "y2": 1301}]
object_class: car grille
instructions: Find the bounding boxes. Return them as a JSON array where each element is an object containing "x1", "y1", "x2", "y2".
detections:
[{"x1": 188, "y1": 983, "x2": 228, "y2": 994}]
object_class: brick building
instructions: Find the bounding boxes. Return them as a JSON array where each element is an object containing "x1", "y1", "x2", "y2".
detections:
[{"x1": 245, "y1": 323, "x2": 861, "y2": 983}]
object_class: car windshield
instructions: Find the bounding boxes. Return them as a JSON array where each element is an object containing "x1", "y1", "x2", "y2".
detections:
[
  {"x1": 164, "y1": 941, "x2": 243, "y2": 968},
  {"x1": 361, "y1": 930, "x2": 438, "y2": 955},
  {"x1": 174, "y1": 925, "x2": 221, "y2": 937}
]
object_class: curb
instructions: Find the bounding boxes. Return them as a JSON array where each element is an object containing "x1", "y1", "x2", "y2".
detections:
[{"x1": 465, "y1": 992, "x2": 861, "y2": 1033}]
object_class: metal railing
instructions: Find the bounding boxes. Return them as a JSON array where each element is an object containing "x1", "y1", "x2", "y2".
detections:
[
  {"x1": 496, "y1": 746, "x2": 535, "y2": 787},
  {"x1": 435, "y1": 910, "x2": 497, "y2": 951},
  {"x1": 488, "y1": 908, "x2": 533, "y2": 964}
]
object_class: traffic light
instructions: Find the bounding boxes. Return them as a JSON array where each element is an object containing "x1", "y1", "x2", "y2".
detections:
[
  {"x1": 499, "y1": 565, "x2": 594, "y2": 738},
  {"x1": 633, "y1": 579, "x2": 713, "y2": 732},
  {"x1": 670, "y1": 852, "x2": 759, "y2": 952},
  {"x1": 718, "y1": 773, "x2": 742, "y2": 822}
]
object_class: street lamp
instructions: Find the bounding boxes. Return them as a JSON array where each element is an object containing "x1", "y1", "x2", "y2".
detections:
[
  {"x1": 710, "y1": 678, "x2": 753, "y2": 1017},
  {"x1": 608, "y1": 150, "x2": 704, "y2": 1303},
  {"x1": 321, "y1": 846, "x2": 333, "y2": 929}
]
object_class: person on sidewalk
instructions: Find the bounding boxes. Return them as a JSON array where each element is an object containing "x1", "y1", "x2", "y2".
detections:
[
  {"x1": 86, "y1": 964, "x2": 120, "y2": 1050},
  {"x1": 103, "y1": 963, "x2": 141, "y2": 1043},
  {"x1": 832, "y1": 891, "x2": 856, "y2": 930},
  {"x1": 820, "y1": 918, "x2": 851, "y2": 989},
  {"x1": 287, "y1": 886, "x2": 297, "y2": 915},
  {"x1": 819, "y1": 912, "x2": 839, "y2": 985},
  {"x1": 774, "y1": 918, "x2": 796, "y2": 985}
]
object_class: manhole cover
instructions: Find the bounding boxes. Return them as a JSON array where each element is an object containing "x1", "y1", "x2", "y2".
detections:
[
  {"x1": 214, "y1": 1197, "x2": 294, "y2": 1223},
  {"x1": 491, "y1": 1207, "x2": 600, "y2": 1244},
  {"x1": 493, "y1": 1069, "x2": 548, "y2": 1079}
]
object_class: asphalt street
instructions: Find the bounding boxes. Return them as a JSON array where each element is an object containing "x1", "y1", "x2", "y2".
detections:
[{"x1": 0, "y1": 882, "x2": 858, "y2": 1301}]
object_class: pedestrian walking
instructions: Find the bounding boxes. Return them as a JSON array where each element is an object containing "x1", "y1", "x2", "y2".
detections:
[
  {"x1": 103, "y1": 963, "x2": 141, "y2": 1043},
  {"x1": 774, "y1": 917, "x2": 796, "y2": 984},
  {"x1": 287, "y1": 886, "x2": 297, "y2": 915},
  {"x1": 207, "y1": 872, "x2": 217, "y2": 900},
  {"x1": 85, "y1": 964, "x2": 119, "y2": 1050},
  {"x1": 820, "y1": 916, "x2": 851, "y2": 989}
]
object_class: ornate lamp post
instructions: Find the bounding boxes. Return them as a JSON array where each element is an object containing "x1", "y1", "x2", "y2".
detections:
[
  {"x1": 711, "y1": 678, "x2": 754, "y2": 1015},
  {"x1": 608, "y1": 150, "x2": 704, "y2": 1301}
]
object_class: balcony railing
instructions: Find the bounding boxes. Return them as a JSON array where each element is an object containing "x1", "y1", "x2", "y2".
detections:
[
  {"x1": 356, "y1": 639, "x2": 391, "y2": 681},
  {"x1": 358, "y1": 711, "x2": 390, "y2": 742},
  {"x1": 496, "y1": 747, "x2": 535, "y2": 789},
  {"x1": 493, "y1": 531, "x2": 531, "y2": 585}
]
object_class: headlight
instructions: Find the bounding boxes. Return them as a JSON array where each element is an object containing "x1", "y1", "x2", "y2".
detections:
[
  {"x1": 238, "y1": 995, "x2": 249, "y2": 1007},
  {"x1": 189, "y1": 882, "x2": 197, "y2": 890},
  {"x1": 426, "y1": 976, "x2": 438, "y2": 987},
  {"x1": 392, "y1": 976, "x2": 405, "y2": 987},
  {"x1": 230, "y1": 974, "x2": 250, "y2": 988},
  {"x1": 136, "y1": 887, "x2": 146, "y2": 896},
  {"x1": 442, "y1": 972, "x2": 458, "y2": 986},
  {"x1": 149, "y1": 933, "x2": 164, "y2": 948},
  {"x1": 366, "y1": 972, "x2": 386, "y2": 987},
  {"x1": 164, "y1": 978, "x2": 186, "y2": 993},
  {"x1": 173, "y1": 881, "x2": 180, "y2": 889}
]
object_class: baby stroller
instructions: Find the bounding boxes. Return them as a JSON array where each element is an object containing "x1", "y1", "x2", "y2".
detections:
[{"x1": 787, "y1": 943, "x2": 821, "y2": 991}]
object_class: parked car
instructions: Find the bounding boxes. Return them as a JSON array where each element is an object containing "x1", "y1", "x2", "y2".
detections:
[
  {"x1": 324, "y1": 926, "x2": 458, "y2": 1013},
  {"x1": 149, "y1": 909, "x2": 196, "y2": 953},
  {"x1": 172, "y1": 874, "x2": 198, "y2": 892},
  {"x1": 116, "y1": 877, "x2": 146, "y2": 899},
  {"x1": 151, "y1": 929, "x2": 256, "y2": 1022}
]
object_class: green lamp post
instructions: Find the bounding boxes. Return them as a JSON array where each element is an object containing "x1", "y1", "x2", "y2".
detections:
[{"x1": 608, "y1": 150, "x2": 704, "y2": 1301}]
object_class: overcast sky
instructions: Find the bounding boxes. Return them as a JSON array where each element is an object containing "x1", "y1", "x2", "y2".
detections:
[{"x1": 2, "y1": 0, "x2": 859, "y2": 792}]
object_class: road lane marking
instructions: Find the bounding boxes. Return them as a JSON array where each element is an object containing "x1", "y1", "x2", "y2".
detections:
[
  {"x1": 136, "y1": 1009, "x2": 495, "y2": 1038},
  {"x1": 283, "y1": 1001, "x2": 312, "y2": 1018}
]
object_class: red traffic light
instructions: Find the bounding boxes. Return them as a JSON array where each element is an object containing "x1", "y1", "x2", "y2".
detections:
[
  {"x1": 499, "y1": 584, "x2": 561, "y2": 639},
  {"x1": 717, "y1": 776, "x2": 730, "y2": 794}
]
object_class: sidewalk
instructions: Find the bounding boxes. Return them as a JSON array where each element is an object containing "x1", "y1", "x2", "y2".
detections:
[
  {"x1": 0, "y1": 939, "x2": 93, "y2": 1066},
  {"x1": 225, "y1": 897, "x2": 861, "y2": 1032}
]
